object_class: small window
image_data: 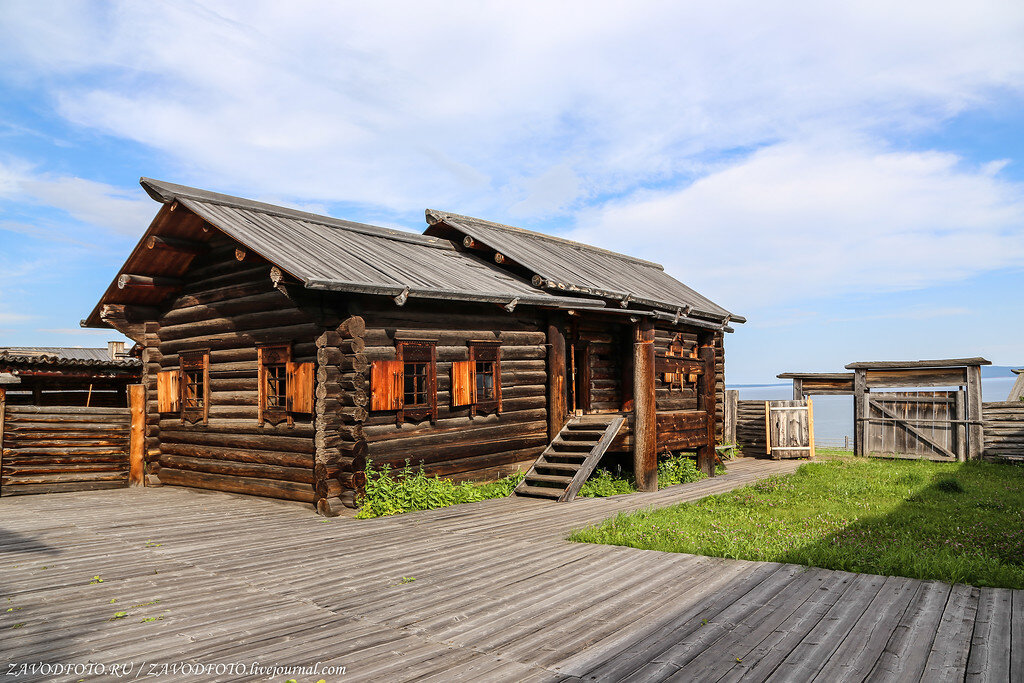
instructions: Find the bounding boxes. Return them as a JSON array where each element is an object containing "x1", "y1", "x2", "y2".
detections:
[
  {"x1": 179, "y1": 350, "x2": 209, "y2": 424},
  {"x1": 451, "y1": 342, "x2": 501, "y2": 416},
  {"x1": 370, "y1": 340, "x2": 436, "y2": 424},
  {"x1": 258, "y1": 344, "x2": 314, "y2": 426}
]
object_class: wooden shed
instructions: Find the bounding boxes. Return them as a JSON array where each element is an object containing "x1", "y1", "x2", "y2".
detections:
[
  {"x1": 0, "y1": 344, "x2": 141, "y2": 495},
  {"x1": 83, "y1": 179, "x2": 743, "y2": 514}
]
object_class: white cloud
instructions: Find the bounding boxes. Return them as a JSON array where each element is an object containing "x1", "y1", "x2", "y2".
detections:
[
  {"x1": 569, "y1": 140, "x2": 1024, "y2": 310},
  {"x1": 0, "y1": 1, "x2": 1021, "y2": 214},
  {"x1": 0, "y1": 160, "x2": 153, "y2": 235}
]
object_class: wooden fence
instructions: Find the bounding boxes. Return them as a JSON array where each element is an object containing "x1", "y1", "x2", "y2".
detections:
[
  {"x1": 0, "y1": 390, "x2": 145, "y2": 496},
  {"x1": 982, "y1": 401, "x2": 1024, "y2": 463}
]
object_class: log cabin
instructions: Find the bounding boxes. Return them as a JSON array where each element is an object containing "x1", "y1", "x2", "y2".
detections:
[{"x1": 83, "y1": 179, "x2": 744, "y2": 515}]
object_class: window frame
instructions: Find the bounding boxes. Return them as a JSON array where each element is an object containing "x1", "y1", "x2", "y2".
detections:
[
  {"x1": 397, "y1": 340, "x2": 437, "y2": 424},
  {"x1": 178, "y1": 349, "x2": 209, "y2": 425},
  {"x1": 468, "y1": 341, "x2": 502, "y2": 416},
  {"x1": 258, "y1": 343, "x2": 293, "y2": 427}
]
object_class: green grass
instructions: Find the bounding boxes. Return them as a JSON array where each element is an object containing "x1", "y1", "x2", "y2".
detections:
[
  {"x1": 568, "y1": 457, "x2": 1024, "y2": 589},
  {"x1": 579, "y1": 453, "x2": 721, "y2": 498},
  {"x1": 355, "y1": 462, "x2": 525, "y2": 518}
]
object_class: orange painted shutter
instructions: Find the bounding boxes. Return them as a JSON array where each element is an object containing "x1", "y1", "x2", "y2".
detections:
[
  {"x1": 688, "y1": 347, "x2": 699, "y2": 384},
  {"x1": 286, "y1": 362, "x2": 315, "y2": 413},
  {"x1": 370, "y1": 360, "x2": 403, "y2": 411},
  {"x1": 157, "y1": 370, "x2": 179, "y2": 413},
  {"x1": 451, "y1": 360, "x2": 473, "y2": 407}
]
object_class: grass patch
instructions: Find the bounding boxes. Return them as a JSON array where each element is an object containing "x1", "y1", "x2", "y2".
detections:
[
  {"x1": 356, "y1": 462, "x2": 525, "y2": 519},
  {"x1": 579, "y1": 453, "x2": 720, "y2": 498},
  {"x1": 568, "y1": 457, "x2": 1024, "y2": 589}
]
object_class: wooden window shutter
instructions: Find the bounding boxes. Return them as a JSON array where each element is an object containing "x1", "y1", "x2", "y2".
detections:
[
  {"x1": 286, "y1": 362, "x2": 315, "y2": 413},
  {"x1": 370, "y1": 360, "x2": 403, "y2": 411},
  {"x1": 157, "y1": 370, "x2": 179, "y2": 413},
  {"x1": 688, "y1": 346, "x2": 699, "y2": 385},
  {"x1": 451, "y1": 360, "x2": 474, "y2": 407}
]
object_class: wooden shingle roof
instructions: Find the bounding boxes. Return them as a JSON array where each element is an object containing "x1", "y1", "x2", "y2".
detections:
[{"x1": 424, "y1": 209, "x2": 743, "y2": 324}]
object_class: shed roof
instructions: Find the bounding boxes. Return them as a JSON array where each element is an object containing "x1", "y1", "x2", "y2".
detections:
[
  {"x1": 0, "y1": 347, "x2": 140, "y2": 369},
  {"x1": 845, "y1": 357, "x2": 991, "y2": 370},
  {"x1": 424, "y1": 209, "x2": 743, "y2": 324}
]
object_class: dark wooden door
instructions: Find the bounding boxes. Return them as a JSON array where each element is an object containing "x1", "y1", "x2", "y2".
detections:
[{"x1": 568, "y1": 340, "x2": 591, "y2": 414}]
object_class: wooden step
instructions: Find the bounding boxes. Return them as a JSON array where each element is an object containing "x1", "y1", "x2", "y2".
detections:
[
  {"x1": 550, "y1": 439, "x2": 595, "y2": 452},
  {"x1": 524, "y1": 473, "x2": 574, "y2": 485},
  {"x1": 515, "y1": 485, "x2": 564, "y2": 499},
  {"x1": 561, "y1": 430, "x2": 607, "y2": 440},
  {"x1": 514, "y1": 414, "x2": 625, "y2": 503},
  {"x1": 533, "y1": 461, "x2": 580, "y2": 474}
]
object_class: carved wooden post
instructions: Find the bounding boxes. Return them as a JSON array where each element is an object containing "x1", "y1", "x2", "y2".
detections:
[
  {"x1": 128, "y1": 384, "x2": 146, "y2": 487},
  {"x1": 632, "y1": 319, "x2": 657, "y2": 492},
  {"x1": 546, "y1": 318, "x2": 568, "y2": 441},
  {"x1": 697, "y1": 345, "x2": 717, "y2": 476}
]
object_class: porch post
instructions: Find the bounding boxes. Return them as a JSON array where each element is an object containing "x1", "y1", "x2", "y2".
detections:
[
  {"x1": 696, "y1": 344, "x2": 717, "y2": 476},
  {"x1": 632, "y1": 319, "x2": 657, "y2": 492}
]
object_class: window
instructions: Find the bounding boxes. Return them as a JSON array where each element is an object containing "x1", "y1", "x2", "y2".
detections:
[
  {"x1": 370, "y1": 340, "x2": 437, "y2": 424},
  {"x1": 451, "y1": 341, "x2": 502, "y2": 416},
  {"x1": 258, "y1": 344, "x2": 314, "y2": 426},
  {"x1": 180, "y1": 351, "x2": 208, "y2": 423}
]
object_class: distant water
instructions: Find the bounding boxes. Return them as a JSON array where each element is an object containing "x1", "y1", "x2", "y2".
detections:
[{"x1": 730, "y1": 377, "x2": 1017, "y2": 446}]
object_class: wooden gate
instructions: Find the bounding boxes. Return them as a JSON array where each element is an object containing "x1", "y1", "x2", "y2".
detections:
[
  {"x1": 765, "y1": 400, "x2": 815, "y2": 460},
  {"x1": 865, "y1": 391, "x2": 962, "y2": 460}
]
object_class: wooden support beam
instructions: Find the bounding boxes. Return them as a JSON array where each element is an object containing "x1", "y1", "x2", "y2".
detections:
[
  {"x1": 632, "y1": 319, "x2": 656, "y2": 491},
  {"x1": 146, "y1": 235, "x2": 206, "y2": 255},
  {"x1": 853, "y1": 369, "x2": 867, "y2": 457},
  {"x1": 792, "y1": 378, "x2": 804, "y2": 401},
  {"x1": 128, "y1": 384, "x2": 145, "y2": 487},
  {"x1": 546, "y1": 319, "x2": 567, "y2": 442},
  {"x1": 117, "y1": 274, "x2": 182, "y2": 290}
]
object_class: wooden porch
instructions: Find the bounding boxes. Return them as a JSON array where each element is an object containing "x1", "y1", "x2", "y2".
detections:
[{"x1": 2, "y1": 458, "x2": 1019, "y2": 681}]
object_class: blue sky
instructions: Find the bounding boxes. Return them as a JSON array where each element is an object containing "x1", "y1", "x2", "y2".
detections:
[{"x1": 0, "y1": 1, "x2": 1022, "y2": 383}]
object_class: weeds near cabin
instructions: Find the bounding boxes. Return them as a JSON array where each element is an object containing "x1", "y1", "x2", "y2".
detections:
[
  {"x1": 569, "y1": 457, "x2": 1024, "y2": 589},
  {"x1": 355, "y1": 461, "x2": 525, "y2": 518},
  {"x1": 579, "y1": 453, "x2": 713, "y2": 498}
]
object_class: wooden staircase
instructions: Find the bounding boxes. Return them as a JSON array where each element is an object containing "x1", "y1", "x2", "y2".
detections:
[{"x1": 514, "y1": 414, "x2": 626, "y2": 502}]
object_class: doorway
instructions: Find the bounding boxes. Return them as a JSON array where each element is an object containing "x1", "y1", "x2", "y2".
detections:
[{"x1": 568, "y1": 339, "x2": 590, "y2": 415}]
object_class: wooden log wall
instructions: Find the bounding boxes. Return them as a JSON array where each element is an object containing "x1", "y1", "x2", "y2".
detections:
[
  {"x1": 314, "y1": 316, "x2": 368, "y2": 516},
  {"x1": 359, "y1": 300, "x2": 549, "y2": 483},
  {"x1": 1, "y1": 405, "x2": 130, "y2": 496},
  {"x1": 736, "y1": 399, "x2": 768, "y2": 456},
  {"x1": 982, "y1": 401, "x2": 1024, "y2": 462},
  {"x1": 652, "y1": 326, "x2": 725, "y2": 440},
  {"x1": 152, "y1": 239, "x2": 319, "y2": 504}
]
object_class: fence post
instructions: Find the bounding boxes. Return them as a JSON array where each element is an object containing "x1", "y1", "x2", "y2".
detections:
[
  {"x1": 128, "y1": 384, "x2": 146, "y2": 487},
  {"x1": 966, "y1": 365, "x2": 983, "y2": 461},
  {"x1": 724, "y1": 389, "x2": 738, "y2": 445}
]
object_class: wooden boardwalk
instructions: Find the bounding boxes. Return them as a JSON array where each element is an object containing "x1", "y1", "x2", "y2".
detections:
[{"x1": 1, "y1": 458, "x2": 1020, "y2": 682}]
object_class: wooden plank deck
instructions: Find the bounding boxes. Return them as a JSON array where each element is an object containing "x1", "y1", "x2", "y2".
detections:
[{"x1": 1, "y1": 457, "x2": 1019, "y2": 682}]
